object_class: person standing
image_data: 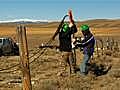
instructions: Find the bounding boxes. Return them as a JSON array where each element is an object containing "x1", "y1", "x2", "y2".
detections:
[
  {"x1": 52, "y1": 10, "x2": 77, "y2": 74},
  {"x1": 74, "y1": 24, "x2": 95, "y2": 75}
]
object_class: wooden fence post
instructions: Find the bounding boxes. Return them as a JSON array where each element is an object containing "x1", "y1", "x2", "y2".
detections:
[
  {"x1": 96, "y1": 40, "x2": 99, "y2": 57},
  {"x1": 17, "y1": 25, "x2": 32, "y2": 90}
]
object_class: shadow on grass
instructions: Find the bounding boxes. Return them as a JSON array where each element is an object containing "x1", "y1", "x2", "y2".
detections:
[
  {"x1": 88, "y1": 63, "x2": 112, "y2": 76},
  {"x1": 75, "y1": 63, "x2": 112, "y2": 76}
]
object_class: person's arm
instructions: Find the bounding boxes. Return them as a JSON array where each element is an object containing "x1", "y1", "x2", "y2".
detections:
[
  {"x1": 81, "y1": 35, "x2": 94, "y2": 46},
  {"x1": 74, "y1": 35, "x2": 94, "y2": 47},
  {"x1": 70, "y1": 24, "x2": 77, "y2": 34},
  {"x1": 73, "y1": 39, "x2": 83, "y2": 47}
]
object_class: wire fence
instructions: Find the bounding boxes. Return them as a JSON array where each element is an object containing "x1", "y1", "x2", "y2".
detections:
[
  {"x1": 0, "y1": 38, "x2": 53, "y2": 73},
  {"x1": 0, "y1": 37, "x2": 119, "y2": 73},
  {"x1": 0, "y1": 25, "x2": 120, "y2": 74}
]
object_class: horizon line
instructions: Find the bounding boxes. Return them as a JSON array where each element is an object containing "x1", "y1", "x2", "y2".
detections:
[{"x1": 0, "y1": 18, "x2": 120, "y2": 23}]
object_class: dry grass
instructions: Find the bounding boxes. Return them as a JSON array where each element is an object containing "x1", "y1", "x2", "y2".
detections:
[
  {"x1": 0, "y1": 20, "x2": 120, "y2": 90},
  {"x1": 0, "y1": 20, "x2": 120, "y2": 36}
]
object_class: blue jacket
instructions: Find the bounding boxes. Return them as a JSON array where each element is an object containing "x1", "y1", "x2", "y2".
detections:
[{"x1": 75, "y1": 33, "x2": 95, "y2": 55}]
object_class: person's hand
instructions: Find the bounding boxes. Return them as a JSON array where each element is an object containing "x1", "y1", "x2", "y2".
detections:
[
  {"x1": 69, "y1": 23, "x2": 73, "y2": 28},
  {"x1": 72, "y1": 38, "x2": 76, "y2": 43},
  {"x1": 72, "y1": 39, "x2": 76, "y2": 49}
]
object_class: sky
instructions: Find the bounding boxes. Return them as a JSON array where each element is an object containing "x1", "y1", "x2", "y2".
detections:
[{"x1": 0, "y1": 0, "x2": 120, "y2": 21}]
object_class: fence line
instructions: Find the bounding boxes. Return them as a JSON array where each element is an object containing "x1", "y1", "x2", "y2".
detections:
[{"x1": 0, "y1": 37, "x2": 119, "y2": 73}]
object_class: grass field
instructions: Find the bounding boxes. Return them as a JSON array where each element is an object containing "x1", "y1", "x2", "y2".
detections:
[{"x1": 0, "y1": 20, "x2": 120, "y2": 90}]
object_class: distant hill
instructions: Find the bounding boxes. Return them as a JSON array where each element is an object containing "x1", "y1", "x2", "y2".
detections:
[
  {"x1": 77, "y1": 19, "x2": 120, "y2": 28},
  {"x1": 0, "y1": 19, "x2": 49, "y2": 24},
  {"x1": 0, "y1": 19, "x2": 120, "y2": 28}
]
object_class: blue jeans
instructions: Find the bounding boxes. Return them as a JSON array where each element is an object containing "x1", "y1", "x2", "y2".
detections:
[{"x1": 80, "y1": 54, "x2": 91, "y2": 74}]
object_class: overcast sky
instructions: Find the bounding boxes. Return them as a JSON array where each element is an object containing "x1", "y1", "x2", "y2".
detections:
[{"x1": 0, "y1": 0, "x2": 120, "y2": 21}]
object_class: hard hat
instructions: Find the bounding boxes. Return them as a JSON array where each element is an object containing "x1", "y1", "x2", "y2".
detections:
[
  {"x1": 80, "y1": 24, "x2": 89, "y2": 31},
  {"x1": 63, "y1": 23, "x2": 69, "y2": 32}
]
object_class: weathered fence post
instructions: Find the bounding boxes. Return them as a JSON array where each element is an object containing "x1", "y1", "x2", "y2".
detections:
[
  {"x1": 114, "y1": 41, "x2": 119, "y2": 52},
  {"x1": 17, "y1": 25, "x2": 32, "y2": 90},
  {"x1": 106, "y1": 37, "x2": 109, "y2": 50},
  {"x1": 96, "y1": 39, "x2": 99, "y2": 57},
  {"x1": 99, "y1": 39, "x2": 104, "y2": 55}
]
